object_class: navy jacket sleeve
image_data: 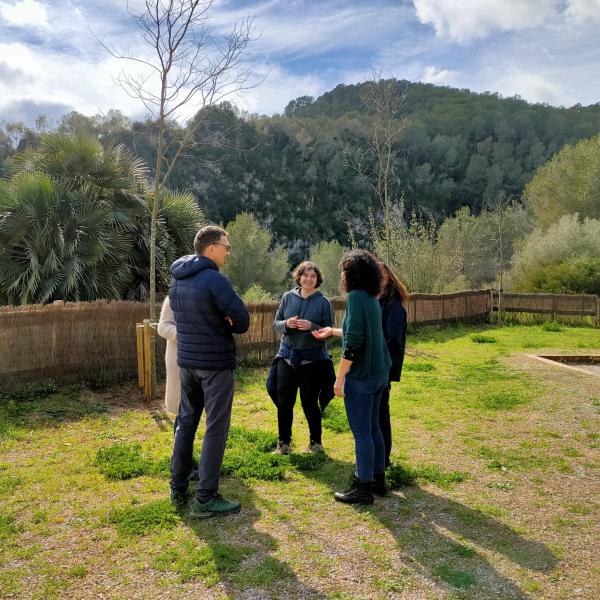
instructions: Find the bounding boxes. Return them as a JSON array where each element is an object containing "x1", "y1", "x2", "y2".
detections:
[{"x1": 210, "y1": 272, "x2": 250, "y2": 334}]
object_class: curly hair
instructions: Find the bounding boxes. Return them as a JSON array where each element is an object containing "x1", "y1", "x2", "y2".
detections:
[
  {"x1": 339, "y1": 249, "x2": 381, "y2": 295},
  {"x1": 293, "y1": 261, "x2": 323, "y2": 288}
]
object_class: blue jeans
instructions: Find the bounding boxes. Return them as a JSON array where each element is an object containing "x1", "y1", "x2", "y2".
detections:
[{"x1": 343, "y1": 375, "x2": 388, "y2": 482}]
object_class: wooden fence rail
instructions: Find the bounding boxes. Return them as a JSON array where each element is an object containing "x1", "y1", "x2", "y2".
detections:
[
  {"x1": 5, "y1": 289, "x2": 595, "y2": 387},
  {"x1": 492, "y1": 291, "x2": 599, "y2": 323}
]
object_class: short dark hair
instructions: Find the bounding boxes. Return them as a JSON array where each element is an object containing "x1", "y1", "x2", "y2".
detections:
[
  {"x1": 293, "y1": 261, "x2": 323, "y2": 288},
  {"x1": 193, "y1": 225, "x2": 227, "y2": 255},
  {"x1": 339, "y1": 249, "x2": 381, "y2": 295}
]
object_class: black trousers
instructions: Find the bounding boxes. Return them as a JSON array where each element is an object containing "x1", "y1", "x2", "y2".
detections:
[
  {"x1": 276, "y1": 360, "x2": 322, "y2": 445},
  {"x1": 378, "y1": 383, "x2": 392, "y2": 468}
]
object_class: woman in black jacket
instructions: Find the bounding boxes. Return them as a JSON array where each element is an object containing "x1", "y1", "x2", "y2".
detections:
[{"x1": 378, "y1": 262, "x2": 409, "y2": 469}]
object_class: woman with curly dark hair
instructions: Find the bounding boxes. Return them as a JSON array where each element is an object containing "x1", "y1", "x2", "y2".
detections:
[{"x1": 313, "y1": 249, "x2": 390, "y2": 504}]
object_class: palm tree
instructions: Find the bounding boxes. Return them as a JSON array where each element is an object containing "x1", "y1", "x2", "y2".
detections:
[
  {"x1": 0, "y1": 172, "x2": 133, "y2": 304},
  {"x1": 128, "y1": 190, "x2": 204, "y2": 299},
  {"x1": 0, "y1": 132, "x2": 204, "y2": 304}
]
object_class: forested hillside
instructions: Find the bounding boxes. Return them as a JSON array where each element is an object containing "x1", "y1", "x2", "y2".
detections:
[{"x1": 2, "y1": 79, "x2": 599, "y2": 261}]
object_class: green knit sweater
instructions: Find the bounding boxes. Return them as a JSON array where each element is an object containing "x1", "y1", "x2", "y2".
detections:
[{"x1": 342, "y1": 289, "x2": 391, "y2": 381}]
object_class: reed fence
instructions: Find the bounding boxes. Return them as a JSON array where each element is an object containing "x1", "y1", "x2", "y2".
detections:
[
  {"x1": 6, "y1": 288, "x2": 596, "y2": 388},
  {"x1": 492, "y1": 291, "x2": 600, "y2": 325}
]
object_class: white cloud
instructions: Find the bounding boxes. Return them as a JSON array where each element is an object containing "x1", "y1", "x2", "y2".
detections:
[
  {"x1": 0, "y1": 41, "x2": 149, "y2": 123},
  {"x1": 0, "y1": 0, "x2": 49, "y2": 29},
  {"x1": 565, "y1": 0, "x2": 600, "y2": 24},
  {"x1": 413, "y1": 0, "x2": 559, "y2": 42},
  {"x1": 233, "y1": 62, "x2": 327, "y2": 115},
  {"x1": 421, "y1": 65, "x2": 458, "y2": 84},
  {"x1": 494, "y1": 68, "x2": 576, "y2": 107}
]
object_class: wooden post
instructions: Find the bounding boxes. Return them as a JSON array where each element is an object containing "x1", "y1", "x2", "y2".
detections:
[
  {"x1": 143, "y1": 319, "x2": 153, "y2": 401},
  {"x1": 596, "y1": 295, "x2": 600, "y2": 328},
  {"x1": 489, "y1": 289, "x2": 494, "y2": 323},
  {"x1": 136, "y1": 323, "x2": 144, "y2": 389}
]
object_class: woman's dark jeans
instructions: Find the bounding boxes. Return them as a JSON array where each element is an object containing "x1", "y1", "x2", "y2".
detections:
[
  {"x1": 378, "y1": 383, "x2": 392, "y2": 468},
  {"x1": 343, "y1": 374, "x2": 388, "y2": 481},
  {"x1": 276, "y1": 360, "x2": 322, "y2": 445}
]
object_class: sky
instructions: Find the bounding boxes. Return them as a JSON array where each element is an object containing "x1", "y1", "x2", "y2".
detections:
[{"x1": 0, "y1": 0, "x2": 599, "y2": 126}]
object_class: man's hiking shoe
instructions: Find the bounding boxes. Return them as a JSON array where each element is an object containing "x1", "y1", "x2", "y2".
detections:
[
  {"x1": 305, "y1": 442, "x2": 324, "y2": 454},
  {"x1": 189, "y1": 494, "x2": 241, "y2": 519},
  {"x1": 170, "y1": 488, "x2": 189, "y2": 509},
  {"x1": 272, "y1": 442, "x2": 291, "y2": 455}
]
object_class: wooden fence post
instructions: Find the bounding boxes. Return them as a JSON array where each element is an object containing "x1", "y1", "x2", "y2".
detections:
[
  {"x1": 596, "y1": 295, "x2": 600, "y2": 328},
  {"x1": 136, "y1": 323, "x2": 144, "y2": 389},
  {"x1": 142, "y1": 319, "x2": 153, "y2": 401}
]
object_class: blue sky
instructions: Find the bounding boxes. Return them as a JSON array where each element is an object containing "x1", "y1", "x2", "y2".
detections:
[{"x1": 0, "y1": 0, "x2": 599, "y2": 126}]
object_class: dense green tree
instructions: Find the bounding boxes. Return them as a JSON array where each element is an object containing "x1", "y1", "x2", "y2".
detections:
[
  {"x1": 437, "y1": 204, "x2": 532, "y2": 288},
  {"x1": 308, "y1": 240, "x2": 346, "y2": 297},
  {"x1": 222, "y1": 212, "x2": 289, "y2": 296},
  {"x1": 507, "y1": 215, "x2": 600, "y2": 292},
  {"x1": 523, "y1": 134, "x2": 600, "y2": 227},
  {"x1": 2, "y1": 81, "x2": 600, "y2": 267},
  {"x1": 523, "y1": 258, "x2": 600, "y2": 295}
]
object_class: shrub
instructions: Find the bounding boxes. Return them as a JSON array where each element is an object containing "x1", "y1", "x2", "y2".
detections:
[
  {"x1": 95, "y1": 443, "x2": 153, "y2": 480},
  {"x1": 542, "y1": 321, "x2": 563, "y2": 332},
  {"x1": 322, "y1": 400, "x2": 350, "y2": 433},
  {"x1": 242, "y1": 284, "x2": 273, "y2": 303},
  {"x1": 508, "y1": 215, "x2": 600, "y2": 292},
  {"x1": 471, "y1": 334, "x2": 497, "y2": 344},
  {"x1": 108, "y1": 500, "x2": 179, "y2": 536},
  {"x1": 387, "y1": 463, "x2": 468, "y2": 490},
  {"x1": 525, "y1": 258, "x2": 600, "y2": 295}
]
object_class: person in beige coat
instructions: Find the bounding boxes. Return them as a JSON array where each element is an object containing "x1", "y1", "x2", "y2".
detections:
[{"x1": 157, "y1": 296, "x2": 181, "y2": 414}]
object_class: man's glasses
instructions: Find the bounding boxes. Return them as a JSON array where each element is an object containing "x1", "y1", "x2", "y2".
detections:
[{"x1": 212, "y1": 243, "x2": 232, "y2": 253}]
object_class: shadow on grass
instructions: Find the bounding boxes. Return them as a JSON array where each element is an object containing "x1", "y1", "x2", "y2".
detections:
[
  {"x1": 0, "y1": 383, "x2": 113, "y2": 440},
  {"x1": 303, "y1": 455, "x2": 557, "y2": 598},
  {"x1": 176, "y1": 478, "x2": 329, "y2": 598},
  {"x1": 102, "y1": 425, "x2": 329, "y2": 598}
]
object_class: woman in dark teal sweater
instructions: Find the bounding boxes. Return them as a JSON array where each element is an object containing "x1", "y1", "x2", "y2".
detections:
[{"x1": 313, "y1": 250, "x2": 391, "y2": 504}]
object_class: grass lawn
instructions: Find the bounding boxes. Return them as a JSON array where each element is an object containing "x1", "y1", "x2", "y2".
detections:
[{"x1": 1, "y1": 322, "x2": 599, "y2": 599}]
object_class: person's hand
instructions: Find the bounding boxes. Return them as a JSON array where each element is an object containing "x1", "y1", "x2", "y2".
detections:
[
  {"x1": 225, "y1": 316, "x2": 234, "y2": 327},
  {"x1": 312, "y1": 326, "x2": 332, "y2": 339},
  {"x1": 286, "y1": 316, "x2": 299, "y2": 329},
  {"x1": 296, "y1": 318, "x2": 312, "y2": 331},
  {"x1": 334, "y1": 376, "x2": 345, "y2": 397}
]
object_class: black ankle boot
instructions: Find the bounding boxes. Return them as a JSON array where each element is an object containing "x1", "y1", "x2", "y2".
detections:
[
  {"x1": 373, "y1": 472, "x2": 388, "y2": 497},
  {"x1": 334, "y1": 476, "x2": 374, "y2": 505}
]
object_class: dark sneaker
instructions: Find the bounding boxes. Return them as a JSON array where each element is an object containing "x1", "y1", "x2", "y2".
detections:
[
  {"x1": 305, "y1": 442, "x2": 324, "y2": 454},
  {"x1": 170, "y1": 488, "x2": 189, "y2": 509},
  {"x1": 189, "y1": 494, "x2": 241, "y2": 519},
  {"x1": 272, "y1": 442, "x2": 291, "y2": 455}
]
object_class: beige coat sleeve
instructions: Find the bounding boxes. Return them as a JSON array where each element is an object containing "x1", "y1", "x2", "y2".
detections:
[
  {"x1": 157, "y1": 296, "x2": 180, "y2": 414},
  {"x1": 157, "y1": 297, "x2": 177, "y2": 342}
]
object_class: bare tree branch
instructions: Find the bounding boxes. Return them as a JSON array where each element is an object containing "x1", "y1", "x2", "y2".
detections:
[{"x1": 95, "y1": 0, "x2": 257, "y2": 342}]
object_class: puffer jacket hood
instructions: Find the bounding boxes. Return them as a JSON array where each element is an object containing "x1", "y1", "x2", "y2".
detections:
[{"x1": 171, "y1": 255, "x2": 216, "y2": 280}]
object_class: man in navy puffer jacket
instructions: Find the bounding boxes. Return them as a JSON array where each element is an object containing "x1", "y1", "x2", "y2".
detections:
[{"x1": 169, "y1": 225, "x2": 250, "y2": 518}]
